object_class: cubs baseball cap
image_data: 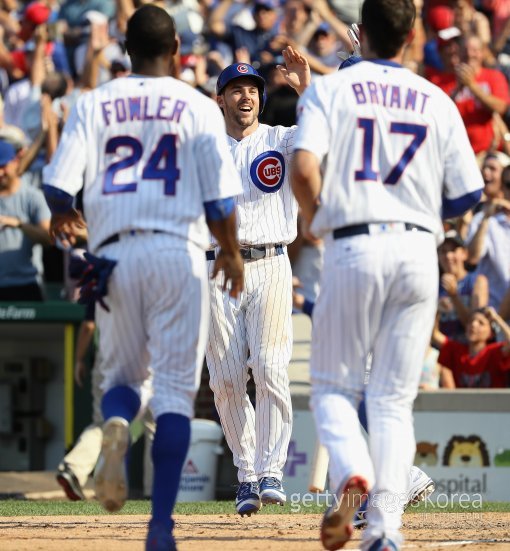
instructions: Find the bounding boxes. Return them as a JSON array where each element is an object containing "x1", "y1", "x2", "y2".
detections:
[
  {"x1": 443, "y1": 229, "x2": 465, "y2": 248},
  {"x1": 0, "y1": 140, "x2": 17, "y2": 166}
]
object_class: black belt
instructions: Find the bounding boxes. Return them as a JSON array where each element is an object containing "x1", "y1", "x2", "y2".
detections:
[
  {"x1": 98, "y1": 229, "x2": 165, "y2": 249},
  {"x1": 206, "y1": 244, "x2": 284, "y2": 261},
  {"x1": 333, "y1": 222, "x2": 431, "y2": 240}
]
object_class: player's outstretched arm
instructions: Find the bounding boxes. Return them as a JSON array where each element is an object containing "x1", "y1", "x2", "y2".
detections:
[{"x1": 277, "y1": 46, "x2": 311, "y2": 96}]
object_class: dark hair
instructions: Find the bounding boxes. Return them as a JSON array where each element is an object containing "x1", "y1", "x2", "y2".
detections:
[
  {"x1": 42, "y1": 72, "x2": 67, "y2": 99},
  {"x1": 126, "y1": 5, "x2": 177, "y2": 59},
  {"x1": 361, "y1": 0, "x2": 415, "y2": 58}
]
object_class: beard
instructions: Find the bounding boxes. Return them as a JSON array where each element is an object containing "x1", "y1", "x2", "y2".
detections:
[{"x1": 224, "y1": 102, "x2": 259, "y2": 129}]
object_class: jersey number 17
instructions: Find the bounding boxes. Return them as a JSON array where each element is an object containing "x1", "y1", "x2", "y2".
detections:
[{"x1": 355, "y1": 118, "x2": 427, "y2": 185}]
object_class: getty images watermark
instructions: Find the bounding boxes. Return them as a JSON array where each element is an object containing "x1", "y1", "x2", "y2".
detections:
[{"x1": 289, "y1": 489, "x2": 483, "y2": 514}]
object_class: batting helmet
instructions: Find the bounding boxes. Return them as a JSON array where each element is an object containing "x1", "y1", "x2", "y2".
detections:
[{"x1": 216, "y1": 62, "x2": 267, "y2": 113}]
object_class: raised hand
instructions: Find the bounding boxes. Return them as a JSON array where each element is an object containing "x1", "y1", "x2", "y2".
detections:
[{"x1": 277, "y1": 46, "x2": 311, "y2": 96}]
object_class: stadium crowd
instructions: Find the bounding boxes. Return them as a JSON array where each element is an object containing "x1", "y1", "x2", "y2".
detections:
[{"x1": 0, "y1": 0, "x2": 509, "y2": 389}]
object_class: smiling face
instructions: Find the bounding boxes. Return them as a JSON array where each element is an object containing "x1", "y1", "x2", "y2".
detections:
[
  {"x1": 217, "y1": 77, "x2": 260, "y2": 135},
  {"x1": 466, "y1": 311, "x2": 493, "y2": 344},
  {"x1": 438, "y1": 240, "x2": 467, "y2": 277},
  {"x1": 482, "y1": 156, "x2": 504, "y2": 199}
]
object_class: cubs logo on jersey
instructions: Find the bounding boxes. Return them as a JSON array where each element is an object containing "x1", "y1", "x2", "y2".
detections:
[{"x1": 249, "y1": 150, "x2": 285, "y2": 193}]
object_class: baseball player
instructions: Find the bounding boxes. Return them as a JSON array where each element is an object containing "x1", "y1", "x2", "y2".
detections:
[
  {"x1": 42, "y1": 6, "x2": 243, "y2": 551},
  {"x1": 206, "y1": 48, "x2": 310, "y2": 517},
  {"x1": 291, "y1": 0, "x2": 483, "y2": 549}
]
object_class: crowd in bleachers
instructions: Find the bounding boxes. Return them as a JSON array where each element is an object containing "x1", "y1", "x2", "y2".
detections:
[{"x1": 0, "y1": 0, "x2": 509, "y2": 388}]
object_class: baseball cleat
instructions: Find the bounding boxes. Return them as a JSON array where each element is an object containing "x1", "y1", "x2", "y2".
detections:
[
  {"x1": 404, "y1": 466, "x2": 435, "y2": 510},
  {"x1": 259, "y1": 477, "x2": 286, "y2": 505},
  {"x1": 55, "y1": 464, "x2": 85, "y2": 501},
  {"x1": 321, "y1": 475, "x2": 369, "y2": 551},
  {"x1": 352, "y1": 498, "x2": 368, "y2": 529},
  {"x1": 366, "y1": 536, "x2": 399, "y2": 551},
  {"x1": 236, "y1": 481, "x2": 262, "y2": 516},
  {"x1": 94, "y1": 416, "x2": 130, "y2": 512},
  {"x1": 145, "y1": 521, "x2": 177, "y2": 551}
]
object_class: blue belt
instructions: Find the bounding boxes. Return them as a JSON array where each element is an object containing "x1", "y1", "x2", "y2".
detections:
[
  {"x1": 333, "y1": 222, "x2": 431, "y2": 240},
  {"x1": 206, "y1": 244, "x2": 284, "y2": 261},
  {"x1": 98, "y1": 229, "x2": 165, "y2": 249}
]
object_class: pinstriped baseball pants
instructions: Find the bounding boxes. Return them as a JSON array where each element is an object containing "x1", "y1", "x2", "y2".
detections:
[
  {"x1": 96, "y1": 233, "x2": 209, "y2": 420},
  {"x1": 206, "y1": 253, "x2": 293, "y2": 483},
  {"x1": 310, "y1": 231, "x2": 438, "y2": 548}
]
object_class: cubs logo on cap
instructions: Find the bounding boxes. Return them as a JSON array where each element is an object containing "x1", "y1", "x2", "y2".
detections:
[
  {"x1": 237, "y1": 64, "x2": 249, "y2": 74},
  {"x1": 250, "y1": 151, "x2": 285, "y2": 193}
]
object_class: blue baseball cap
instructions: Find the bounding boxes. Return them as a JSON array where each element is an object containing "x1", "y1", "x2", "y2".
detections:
[{"x1": 0, "y1": 140, "x2": 17, "y2": 166}]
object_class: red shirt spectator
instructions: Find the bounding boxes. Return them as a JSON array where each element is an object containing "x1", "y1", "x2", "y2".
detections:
[
  {"x1": 438, "y1": 337, "x2": 510, "y2": 387},
  {"x1": 429, "y1": 66, "x2": 509, "y2": 153},
  {"x1": 433, "y1": 307, "x2": 510, "y2": 388},
  {"x1": 427, "y1": 33, "x2": 509, "y2": 154}
]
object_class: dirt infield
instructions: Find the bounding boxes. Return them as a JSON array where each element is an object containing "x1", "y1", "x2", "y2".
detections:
[{"x1": 1, "y1": 513, "x2": 509, "y2": 550}]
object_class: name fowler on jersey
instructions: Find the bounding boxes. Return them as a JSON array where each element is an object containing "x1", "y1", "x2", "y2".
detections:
[
  {"x1": 249, "y1": 150, "x2": 285, "y2": 193},
  {"x1": 352, "y1": 82, "x2": 431, "y2": 114},
  {"x1": 101, "y1": 95, "x2": 188, "y2": 126}
]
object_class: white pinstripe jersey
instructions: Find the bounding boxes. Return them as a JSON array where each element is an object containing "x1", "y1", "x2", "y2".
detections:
[
  {"x1": 211, "y1": 123, "x2": 298, "y2": 247},
  {"x1": 43, "y1": 75, "x2": 242, "y2": 253},
  {"x1": 294, "y1": 60, "x2": 484, "y2": 244}
]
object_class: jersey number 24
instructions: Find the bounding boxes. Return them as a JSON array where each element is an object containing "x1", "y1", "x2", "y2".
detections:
[
  {"x1": 355, "y1": 118, "x2": 427, "y2": 185},
  {"x1": 103, "y1": 134, "x2": 180, "y2": 195}
]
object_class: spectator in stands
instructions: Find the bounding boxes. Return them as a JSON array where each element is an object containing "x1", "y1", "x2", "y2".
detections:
[
  {"x1": 0, "y1": 2, "x2": 69, "y2": 81},
  {"x1": 423, "y1": 4, "x2": 455, "y2": 72},
  {"x1": 428, "y1": 32, "x2": 510, "y2": 156},
  {"x1": 306, "y1": 23, "x2": 343, "y2": 74},
  {"x1": 433, "y1": 306, "x2": 510, "y2": 388},
  {"x1": 438, "y1": 229, "x2": 488, "y2": 343},
  {"x1": 209, "y1": 0, "x2": 280, "y2": 66},
  {"x1": 467, "y1": 165, "x2": 510, "y2": 309},
  {"x1": 453, "y1": 0, "x2": 491, "y2": 48},
  {"x1": 481, "y1": 151, "x2": 509, "y2": 203},
  {"x1": 58, "y1": 0, "x2": 115, "y2": 76},
  {"x1": 0, "y1": 139, "x2": 50, "y2": 301},
  {"x1": 268, "y1": 0, "x2": 350, "y2": 74}
]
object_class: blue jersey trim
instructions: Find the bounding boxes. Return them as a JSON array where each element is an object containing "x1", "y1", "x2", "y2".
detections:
[
  {"x1": 442, "y1": 189, "x2": 482, "y2": 219},
  {"x1": 204, "y1": 197, "x2": 235, "y2": 221},
  {"x1": 42, "y1": 184, "x2": 74, "y2": 214}
]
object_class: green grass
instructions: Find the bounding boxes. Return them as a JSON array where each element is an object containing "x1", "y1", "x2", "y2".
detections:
[{"x1": 0, "y1": 500, "x2": 509, "y2": 516}]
